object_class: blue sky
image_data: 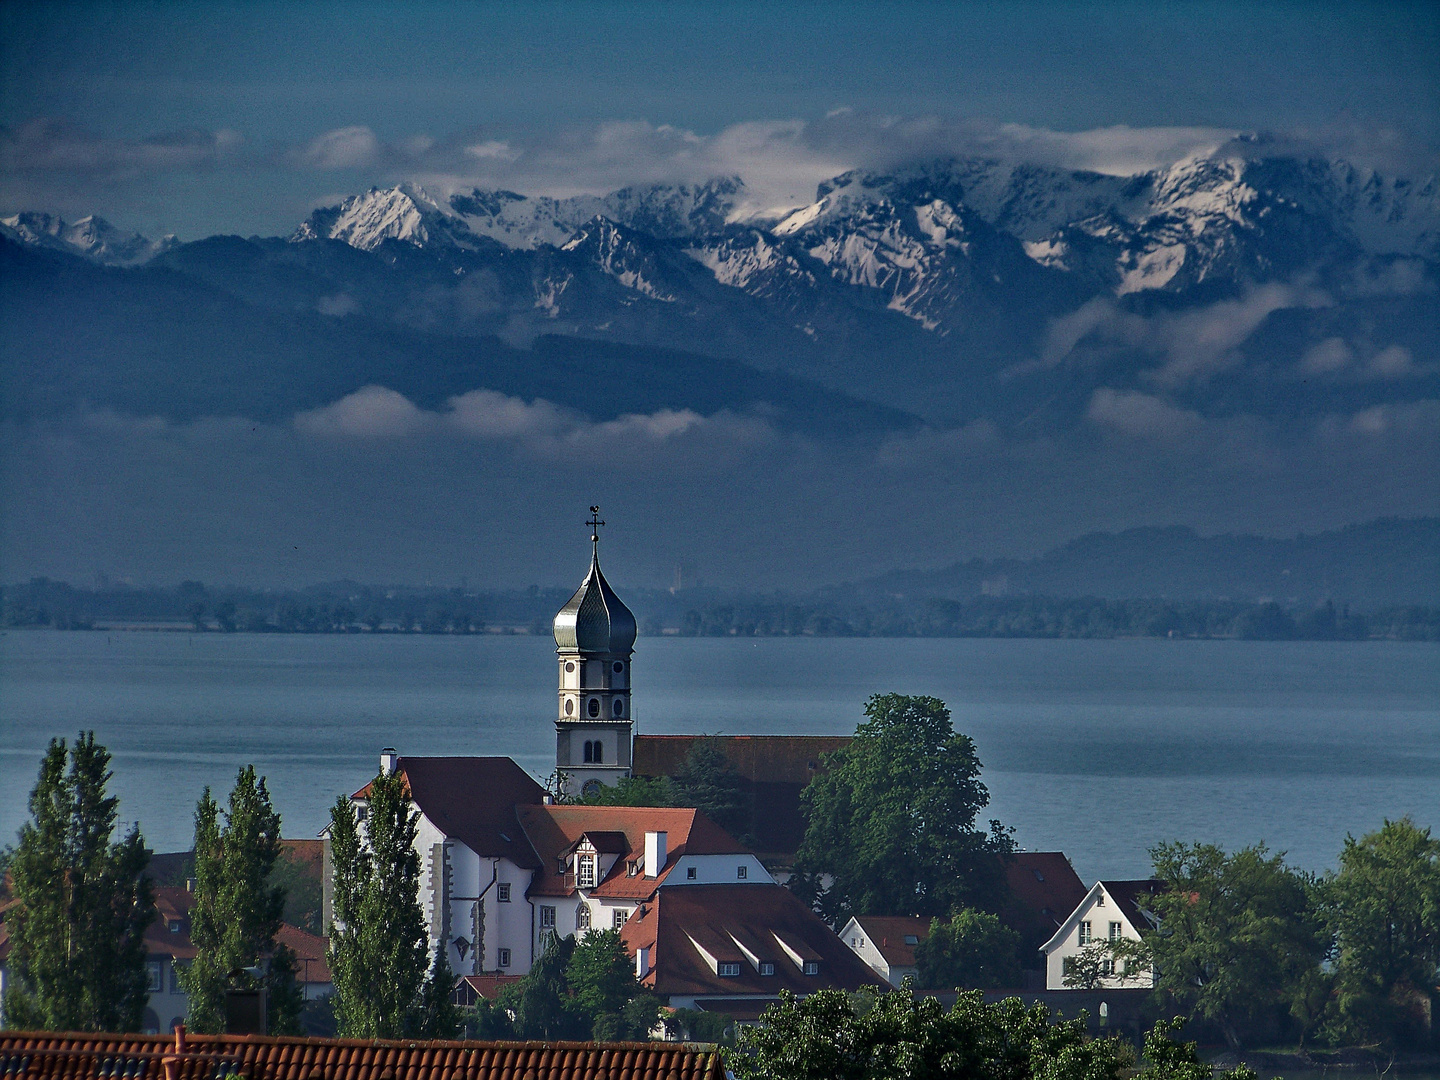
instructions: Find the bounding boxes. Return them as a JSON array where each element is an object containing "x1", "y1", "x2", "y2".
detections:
[{"x1": 2, "y1": 0, "x2": 1437, "y2": 237}]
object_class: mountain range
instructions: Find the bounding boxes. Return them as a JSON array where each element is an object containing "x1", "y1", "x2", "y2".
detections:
[{"x1": 3, "y1": 146, "x2": 1437, "y2": 432}]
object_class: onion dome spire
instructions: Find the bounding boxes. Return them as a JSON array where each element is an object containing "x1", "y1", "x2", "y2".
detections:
[{"x1": 553, "y1": 506, "x2": 637, "y2": 655}]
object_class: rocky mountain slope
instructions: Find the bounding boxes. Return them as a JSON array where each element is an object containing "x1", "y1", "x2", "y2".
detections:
[{"x1": 4, "y1": 149, "x2": 1436, "y2": 428}]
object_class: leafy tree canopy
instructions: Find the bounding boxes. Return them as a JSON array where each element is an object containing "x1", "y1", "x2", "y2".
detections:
[
  {"x1": 795, "y1": 694, "x2": 1013, "y2": 924},
  {"x1": 730, "y1": 986, "x2": 1126, "y2": 1080},
  {"x1": 670, "y1": 740, "x2": 752, "y2": 842},
  {"x1": 5, "y1": 733, "x2": 154, "y2": 1032},
  {"x1": 914, "y1": 908, "x2": 1023, "y2": 990},
  {"x1": 1323, "y1": 817, "x2": 1440, "y2": 1047},
  {"x1": 1146, "y1": 841, "x2": 1326, "y2": 1051}
]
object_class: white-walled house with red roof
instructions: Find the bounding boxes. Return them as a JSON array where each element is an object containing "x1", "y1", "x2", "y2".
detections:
[
  {"x1": 327, "y1": 530, "x2": 879, "y2": 1013},
  {"x1": 1040, "y1": 879, "x2": 1163, "y2": 990}
]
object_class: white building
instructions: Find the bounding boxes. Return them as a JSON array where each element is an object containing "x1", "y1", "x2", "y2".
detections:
[
  {"x1": 839, "y1": 915, "x2": 930, "y2": 987},
  {"x1": 1040, "y1": 879, "x2": 1162, "y2": 990}
]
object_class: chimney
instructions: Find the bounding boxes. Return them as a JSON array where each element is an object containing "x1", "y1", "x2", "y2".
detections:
[
  {"x1": 644, "y1": 831, "x2": 667, "y2": 878},
  {"x1": 635, "y1": 946, "x2": 650, "y2": 979},
  {"x1": 185, "y1": 877, "x2": 197, "y2": 893},
  {"x1": 380, "y1": 748, "x2": 398, "y2": 776}
]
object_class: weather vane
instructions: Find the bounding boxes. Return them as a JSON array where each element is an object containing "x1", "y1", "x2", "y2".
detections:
[{"x1": 587, "y1": 506, "x2": 604, "y2": 549}]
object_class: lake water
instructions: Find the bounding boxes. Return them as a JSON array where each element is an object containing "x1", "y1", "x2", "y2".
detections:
[{"x1": 0, "y1": 632, "x2": 1436, "y2": 883}]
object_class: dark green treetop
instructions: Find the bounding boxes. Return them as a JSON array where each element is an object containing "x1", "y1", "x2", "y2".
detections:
[
  {"x1": 5, "y1": 733, "x2": 154, "y2": 1031},
  {"x1": 913, "y1": 907, "x2": 1023, "y2": 990},
  {"x1": 1324, "y1": 817, "x2": 1440, "y2": 1047},
  {"x1": 795, "y1": 694, "x2": 1013, "y2": 925},
  {"x1": 326, "y1": 770, "x2": 455, "y2": 1038},
  {"x1": 1146, "y1": 841, "x2": 1326, "y2": 1051},
  {"x1": 179, "y1": 766, "x2": 301, "y2": 1034}
]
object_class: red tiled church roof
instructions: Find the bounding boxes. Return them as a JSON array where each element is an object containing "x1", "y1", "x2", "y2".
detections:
[
  {"x1": 356, "y1": 758, "x2": 546, "y2": 869},
  {"x1": 621, "y1": 883, "x2": 884, "y2": 1000},
  {"x1": 0, "y1": 1030, "x2": 725, "y2": 1080},
  {"x1": 632, "y1": 735, "x2": 849, "y2": 785},
  {"x1": 517, "y1": 805, "x2": 746, "y2": 900}
]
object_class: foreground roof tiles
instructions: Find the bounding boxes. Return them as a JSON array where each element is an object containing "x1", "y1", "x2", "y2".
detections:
[{"x1": 0, "y1": 1030, "x2": 725, "y2": 1080}]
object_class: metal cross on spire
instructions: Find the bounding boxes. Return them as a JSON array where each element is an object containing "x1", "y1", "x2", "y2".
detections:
[{"x1": 587, "y1": 506, "x2": 605, "y2": 550}]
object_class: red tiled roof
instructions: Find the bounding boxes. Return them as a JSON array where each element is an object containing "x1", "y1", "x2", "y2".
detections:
[
  {"x1": 620, "y1": 883, "x2": 885, "y2": 1000},
  {"x1": 853, "y1": 915, "x2": 931, "y2": 967},
  {"x1": 1002, "y1": 852, "x2": 1089, "y2": 950},
  {"x1": 357, "y1": 758, "x2": 546, "y2": 869},
  {"x1": 517, "y1": 805, "x2": 746, "y2": 900},
  {"x1": 452, "y1": 974, "x2": 525, "y2": 1007},
  {"x1": 1099, "y1": 879, "x2": 1166, "y2": 933},
  {"x1": 631, "y1": 735, "x2": 850, "y2": 862},
  {"x1": 632, "y1": 735, "x2": 849, "y2": 785},
  {"x1": 140, "y1": 886, "x2": 329, "y2": 984},
  {"x1": 0, "y1": 1031, "x2": 725, "y2": 1080}
]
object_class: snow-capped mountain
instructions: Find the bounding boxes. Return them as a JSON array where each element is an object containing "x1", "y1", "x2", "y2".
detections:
[
  {"x1": 0, "y1": 212, "x2": 178, "y2": 266},
  {"x1": 285, "y1": 151, "x2": 1438, "y2": 344}
]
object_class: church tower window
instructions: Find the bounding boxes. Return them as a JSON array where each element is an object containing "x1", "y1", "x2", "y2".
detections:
[{"x1": 552, "y1": 506, "x2": 636, "y2": 796}]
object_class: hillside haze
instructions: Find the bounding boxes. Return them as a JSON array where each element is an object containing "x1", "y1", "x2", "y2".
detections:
[{"x1": 2, "y1": 144, "x2": 1436, "y2": 588}]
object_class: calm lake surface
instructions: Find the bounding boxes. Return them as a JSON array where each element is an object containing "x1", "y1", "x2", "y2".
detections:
[{"x1": 1, "y1": 632, "x2": 1436, "y2": 882}]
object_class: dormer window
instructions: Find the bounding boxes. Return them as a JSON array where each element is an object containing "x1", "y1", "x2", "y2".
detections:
[
  {"x1": 759, "y1": 962, "x2": 775, "y2": 976},
  {"x1": 718, "y1": 961, "x2": 741, "y2": 977},
  {"x1": 577, "y1": 854, "x2": 598, "y2": 889},
  {"x1": 168, "y1": 919, "x2": 182, "y2": 933}
]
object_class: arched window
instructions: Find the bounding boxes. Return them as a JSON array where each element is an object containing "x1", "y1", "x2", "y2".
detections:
[
  {"x1": 576, "y1": 903, "x2": 592, "y2": 930},
  {"x1": 583, "y1": 740, "x2": 603, "y2": 764},
  {"x1": 588, "y1": 697, "x2": 600, "y2": 718}
]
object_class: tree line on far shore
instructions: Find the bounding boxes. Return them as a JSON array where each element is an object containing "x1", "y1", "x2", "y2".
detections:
[{"x1": 5, "y1": 577, "x2": 1438, "y2": 640}]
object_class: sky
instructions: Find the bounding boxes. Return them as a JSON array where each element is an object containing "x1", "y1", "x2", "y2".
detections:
[
  {"x1": 2, "y1": 1, "x2": 1437, "y2": 238},
  {"x1": 1, "y1": 1, "x2": 1438, "y2": 589}
]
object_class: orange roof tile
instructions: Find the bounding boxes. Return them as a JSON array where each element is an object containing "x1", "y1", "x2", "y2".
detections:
[
  {"x1": 517, "y1": 805, "x2": 746, "y2": 900},
  {"x1": 0, "y1": 1030, "x2": 725, "y2": 1080}
]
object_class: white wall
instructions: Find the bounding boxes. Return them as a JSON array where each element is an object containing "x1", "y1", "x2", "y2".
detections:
[
  {"x1": 663, "y1": 854, "x2": 772, "y2": 886},
  {"x1": 1043, "y1": 885, "x2": 1154, "y2": 990}
]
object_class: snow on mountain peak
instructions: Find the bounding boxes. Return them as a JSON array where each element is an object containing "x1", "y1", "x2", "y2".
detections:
[{"x1": 0, "y1": 211, "x2": 176, "y2": 265}]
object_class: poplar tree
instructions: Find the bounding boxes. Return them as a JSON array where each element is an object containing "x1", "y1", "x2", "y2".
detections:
[
  {"x1": 178, "y1": 766, "x2": 303, "y2": 1034},
  {"x1": 326, "y1": 770, "x2": 434, "y2": 1037},
  {"x1": 5, "y1": 733, "x2": 155, "y2": 1031}
]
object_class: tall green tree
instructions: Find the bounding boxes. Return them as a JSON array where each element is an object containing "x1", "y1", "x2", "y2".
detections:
[
  {"x1": 5, "y1": 733, "x2": 154, "y2": 1031},
  {"x1": 671, "y1": 740, "x2": 752, "y2": 842},
  {"x1": 794, "y1": 694, "x2": 1013, "y2": 925},
  {"x1": 326, "y1": 770, "x2": 431, "y2": 1037},
  {"x1": 566, "y1": 928, "x2": 662, "y2": 1040},
  {"x1": 1146, "y1": 841, "x2": 1327, "y2": 1051},
  {"x1": 177, "y1": 767, "x2": 301, "y2": 1034},
  {"x1": 1325, "y1": 817, "x2": 1440, "y2": 1047},
  {"x1": 417, "y1": 941, "x2": 463, "y2": 1038},
  {"x1": 913, "y1": 907, "x2": 1023, "y2": 990}
]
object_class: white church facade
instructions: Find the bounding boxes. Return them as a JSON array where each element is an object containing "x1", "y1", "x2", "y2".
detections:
[{"x1": 324, "y1": 513, "x2": 881, "y2": 1011}]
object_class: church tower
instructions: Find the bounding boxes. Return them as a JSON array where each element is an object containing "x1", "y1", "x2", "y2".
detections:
[{"x1": 553, "y1": 508, "x2": 636, "y2": 798}]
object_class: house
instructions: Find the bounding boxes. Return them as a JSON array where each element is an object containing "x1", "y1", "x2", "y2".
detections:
[
  {"x1": 142, "y1": 886, "x2": 332, "y2": 1033},
  {"x1": 631, "y1": 735, "x2": 851, "y2": 870},
  {"x1": 450, "y1": 973, "x2": 524, "y2": 1008},
  {"x1": 340, "y1": 758, "x2": 775, "y2": 983},
  {"x1": 838, "y1": 915, "x2": 931, "y2": 987},
  {"x1": 0, "y1": 886, "x2": 329, "y2": 1032},
  {"x1": 621, "y1": 883, "x2": 886, "y2": 1020},
  {"x1": 1041, "y1": 879, "x2": 1164, "y2": 990},
  {"x1": 0, "y1": 1027, "x2": 725, "y2": 1080},
  {"x1": 1001, "y1": 851, "x2": 1090, "y2": 980}
]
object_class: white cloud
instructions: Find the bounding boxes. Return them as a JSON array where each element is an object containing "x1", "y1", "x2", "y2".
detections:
[
  {"x1": 1086, "y1": 388, "x2": 1202, "y2": 437},
  {"x1": 1301, "y1": 337, "x2": 1353, "y2": 374},
  {"x1": 293, "y1": 126, "x2": 383, "y2": 170},
  {"x1": 294, "y1": 386, "x2": 426, "y2": 437},
  {"x1": 1369, "y1": 345, "x2": 1415, "y2": 379},
  {"x1": 0, "y1": 119, "x2": 242, "y2": 178}
]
